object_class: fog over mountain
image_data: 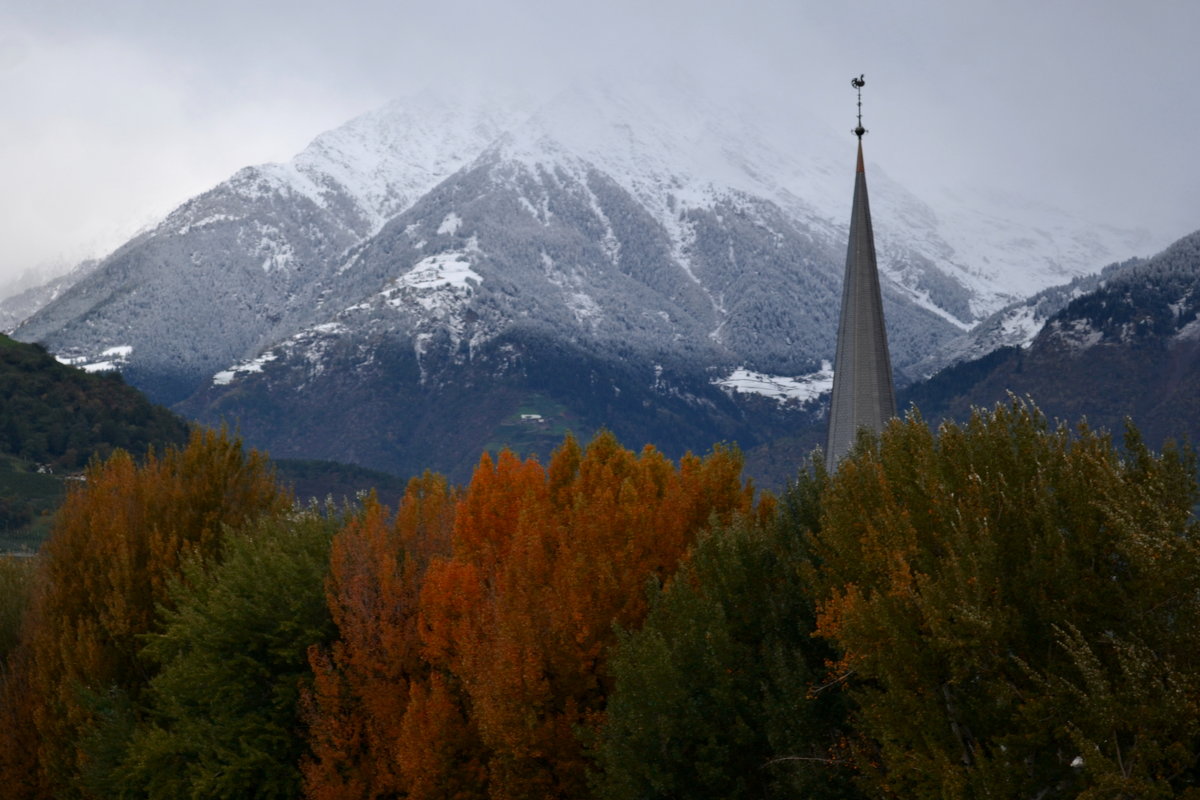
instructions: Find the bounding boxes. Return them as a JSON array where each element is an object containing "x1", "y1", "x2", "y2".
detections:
[
  {"x1": 2, "y1": 2, "x2": 1197, "y2": 296},
  {"x1": 6, "y1": 81, "x2": 1166, "y2": 480},
  {"x1": 11, "y1": 82, "x2": 1151, "y2": 389}
]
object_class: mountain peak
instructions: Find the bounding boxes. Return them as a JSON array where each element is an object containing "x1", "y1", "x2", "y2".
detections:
[{"x1": 12, "y1": 83, "x2": 1158, "y2": 424}]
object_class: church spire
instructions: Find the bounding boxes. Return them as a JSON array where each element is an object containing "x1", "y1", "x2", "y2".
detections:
[{"x1": 825, "y1": 74, "x2": 896, "y2": 469}]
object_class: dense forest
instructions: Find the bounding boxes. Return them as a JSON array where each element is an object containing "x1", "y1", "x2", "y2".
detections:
[
  {"x1": 0, "y1": 334, "x2": 189, "y2": 548},
  {"x1": 0, "y1": 400, "x2": 1198, "y2": 799},
  {"x1": 0, "y1": 334, "x2": 188, "y2": 470}
]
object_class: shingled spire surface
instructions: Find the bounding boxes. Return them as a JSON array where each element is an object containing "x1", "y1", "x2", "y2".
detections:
[{"x1": 825, "y1": 135, "x2": 896, "y2": 469}]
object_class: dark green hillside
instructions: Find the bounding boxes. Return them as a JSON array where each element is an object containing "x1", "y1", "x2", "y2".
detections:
[
  {"x1": 0, "y1": 453, "x2": 65, "y2": 551},
  {"x1": 1, "y1": 334, "x2": 189, "y2": 469},
  {"x1": 0, "y1": 333, "x2": 190, "y2": 550},
  {"x1": 272, "y1": 458, "x2": 410, "y2": 508}
]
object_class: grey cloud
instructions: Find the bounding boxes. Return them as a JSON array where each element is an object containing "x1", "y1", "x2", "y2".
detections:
[{"x1": 1, "y1": 0, "x2": 1198, "y2": 289}]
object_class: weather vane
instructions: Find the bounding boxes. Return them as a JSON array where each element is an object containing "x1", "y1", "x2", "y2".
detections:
[{"x1": 851, "y1": 74, "x2": 866, "y2": 139}]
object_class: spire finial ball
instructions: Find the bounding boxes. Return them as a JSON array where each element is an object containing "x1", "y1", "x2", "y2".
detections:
[{"x1": 851, "y1": 74, "x2": 867, "y2": 139}]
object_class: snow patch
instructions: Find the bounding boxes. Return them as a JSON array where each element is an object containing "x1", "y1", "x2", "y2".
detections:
[
  {"x1": 1049, "y1": 318, "x2": 1104, "y2": 350},
  {"x1": 311, "y1": 322, "x2": 346, "y2": 335},
  {"x1": 212, "y1": 323, "x2": 349, "y2": 388},
  {"x1": 243, "y1": 222, "x2": 297, "y2": 272},
  {"x1": 1175, "y1": 316, "x2": 1200, "y2": 342},
  {"x1": 82, "y1": 362, "x2": 120, "y2": 373},
  {"x1": 437, "y1": 212, "x2": 463, "y2": 235},
  {"x1": 213, "y1": 352, "x2": 278, "y2": 386},
  {"x1": 997, "y1": 305, "x2": 1042, "y2": 348},
  {"x1": 537, "y1": 250, "x2": 602, "y2": 327},
  {"x1": 390, "y1": 252, "x2": 481, "y2": 296},
  {"x1": 713, "y1": 361, "x2": 834, "y2": 405},
  {"x1": 566, "y1": 291, "x2": 602, "y2": 325},
  {"x1": 59, "y1": 344, "x2": 133, "y2": 373},
  {"x1": 175, "y1": 213, "x2": 236, "y2": 236}
]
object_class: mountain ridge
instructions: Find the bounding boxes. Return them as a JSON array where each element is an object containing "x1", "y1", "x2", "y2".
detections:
[
  {"x1": 901, "y1": 230, "x2": 1200, "y2": 449},
  {"x1": 8, "y1": 83, "x2": 1162, "y2": 482}
]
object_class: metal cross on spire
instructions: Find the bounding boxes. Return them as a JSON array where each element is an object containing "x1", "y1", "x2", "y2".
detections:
[{"x1": 851, "y1": 74, "x2": 867, "y2": 139}]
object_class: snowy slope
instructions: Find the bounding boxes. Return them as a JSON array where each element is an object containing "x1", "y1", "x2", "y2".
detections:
[
  {"x1": 899, "y1": 230, "x2": 1200, "y2": 455},
  {"x1": 921, "y1": 186, "x2": 1155, "y2": 318},
  {"x1": 0, "y1": 259, "x2": 100, "y2": 333},
  {"x1": 264, "y1": 92, "x2": 530, "y2": 236},
  {"x1": 498, "y1": 78, "x2": 1149, "y2": 328},
  {"x1": 14, "y1": 79, "x2": 1157, "y2": 437},
  {"x1": 14, "y1": 94, "x2": 527, "y2": 401}
]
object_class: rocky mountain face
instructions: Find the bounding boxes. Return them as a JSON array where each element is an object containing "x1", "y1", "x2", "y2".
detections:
[
  {"x1": 10, "y1": 83, "x2": 1157, "y2": 482},
  {"x1": 14, "y1": 97, "x2": 525, "y2": 403},
  {"x1": 901, "y1": 256, "x2": 1147, "y2": 381},
  {"x1": 901, "y1": 230, "x2": 1200, "y2": 450}
]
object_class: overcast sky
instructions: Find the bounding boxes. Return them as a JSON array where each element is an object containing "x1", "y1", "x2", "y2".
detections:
[{"x1": 2, "y1": 0, "x2": 1197, "y2": 292}]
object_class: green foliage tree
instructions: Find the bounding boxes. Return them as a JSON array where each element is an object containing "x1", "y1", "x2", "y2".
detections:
[
  {"x1": 105, "y1": 509, "x2": 339, "y2": 799},
  {"x1": 808, "y1": 399, "x2": 1200, "y2": 799},
  {"x1": 596, "y1": 462, "x2": 862, "y2": 800}
]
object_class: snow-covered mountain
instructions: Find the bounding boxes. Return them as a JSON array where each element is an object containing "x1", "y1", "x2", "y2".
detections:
[
  {"x1": 901, "y1": 255, "x2": 1146, "y2": 382},
  {"x1": 10, "y1": 81, "x2": 1156, "y2": 479},
  {"x1": 0, "y1": 259, "x2": 101, "y2": 333},
  {"x1": 14, "y1": 94, "x2": 526, "y2": 401},
  {"x1": 900, "y1": 230, "x2": 1200, "y2": 455}
]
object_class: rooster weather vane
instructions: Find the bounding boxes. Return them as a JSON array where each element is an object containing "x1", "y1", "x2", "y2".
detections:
[{"x1": 851, "y1": 74, "x2": 867, "y2": 139}]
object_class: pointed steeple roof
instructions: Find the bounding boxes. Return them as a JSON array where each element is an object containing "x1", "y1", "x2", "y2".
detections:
[{"x1": 825, "y1": 88, "x2": 896, "y2": 469}]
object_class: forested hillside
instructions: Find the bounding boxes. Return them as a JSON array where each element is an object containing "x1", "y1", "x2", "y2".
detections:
[
  {"x1": 0, "y1": 334, "x2": 190, "y2": 549},
  {"x1": 0, "y1": 334, "x2": 419, "y2": 549},
  {"x1": 0, "y1": 334, "x2": 188, "y2": 470},
  {"x1": 1, "y1": 405, "x2": 1197, "y2": 798}
]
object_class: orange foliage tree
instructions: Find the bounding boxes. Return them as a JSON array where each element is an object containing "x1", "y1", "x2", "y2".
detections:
[
  {"x1": 439, "y1": 433, "x2": 759, "y2": 799},
  {"x1": 0, "y1": 428, "x2": 286, "y2": 799},
  {"x1": 306, "y1": 431, "x2": 766, "y2": 800},
  {"x1": 303, "y1": 473, "x2": 463, "y2": 800}
]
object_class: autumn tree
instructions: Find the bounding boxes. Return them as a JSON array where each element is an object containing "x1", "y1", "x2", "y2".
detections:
[
  {"x1": 0, "y1": 428, "x2": 287, "y2": 799},
  {"x1": 402, "y1": 450, "x2": 537, "y2": 800},
  {"x1": 808, "y1": 400, "x2": 1200, "y2": 798},
  {"x1": 415, "y1": 432, "x2": 762, "y2": 800},
  {"x1": 304, "y1": 473, "x2": 461, "y2": 800},
  {"x1": 0, "y1": 556, "x2": 39, "y2": 798}
]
